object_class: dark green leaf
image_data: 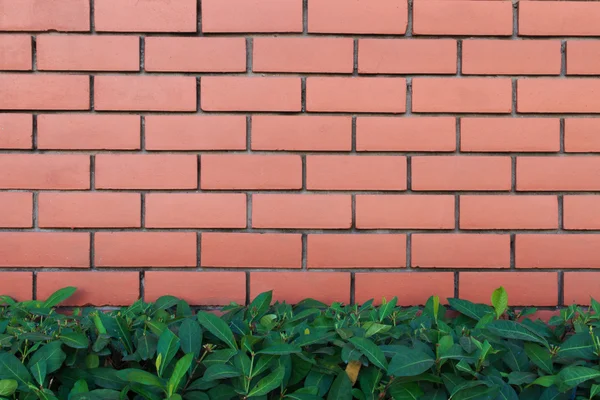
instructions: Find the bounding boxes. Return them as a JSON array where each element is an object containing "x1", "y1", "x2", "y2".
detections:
[
  {"x1": 378, "y1": 297, "x2": 398, "y2": 322},
  {"x1": 558, "y1": 366, "x2": 600, "y2": 390},
  {"x1": 197, "y1": 312, "x2": 237, "y2": 350},
  {"x1": 42, "y1": 287, "x2": 76, "y2": 308},
  {"x1": 0, "y1": 353, "x2": 32, "y2": 390},
  {"x1": 115, "y1": 317, "x2": 133, "y2": 354},
  {"x1": 388, "y1": 349, "x2": 435, "y2": 377},
  {"x1": 486, "y1": 320, "x2": 549, "y2": 347},
  {"x1": 248, "y1": 366, "x2": 285, "y2": 397},
  {"x1": 60, "y1": 333, "x2": 90, "y2": 349},
  {"x1": 524, "y1": 343, "x2": 553, "y2": 375},
  {"x1": 326, "y1": 372, "x2": 352, "y2": 400},
  {"x1": 248, "y1": 292, "x2": 272, "y2": 321},
  {"x1": 168, "y1": 354, "x2": 194, "y2": 397},
  {"x1": 179, "y1": 320, "x2": 202, "y2": 359},
  {"x1": 157, "y1": 329, "x2": 181, "y2": 377},
  {"x1": 208, "y1": 385, "x2": 237, "y2": 400},
  {"x1": 28, "y1": 341, "x2": 66, "y2": 374},
  {"x1": 117, "y1": 369, "x2": 163, "y2": 388},
  {"x1": 203, "y1": 365, "x2": 241, "y2": 381},
  {"x1": 447, "y1": 298, "x2": 493, "y2": 321},
  {"x1": 348, "y1": 337, "x2": 388, "y2": 371},
  {"x1": 89, "y1": 368, "x2": 126, "y2": 390},
  {"x1": 388, "y1": 382, "x2": 423, "y2": 400},
  {"x1": 30, "y1": 360, "x2": 46, "y2": 386},
  {"x1": 257, "y1": 344, "x2": 301, "y2": 355}
]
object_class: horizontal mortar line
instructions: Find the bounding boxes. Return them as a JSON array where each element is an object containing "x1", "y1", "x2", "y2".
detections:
[{"x1": 3, "y1": 190, "x2": 600, "y2": 195}]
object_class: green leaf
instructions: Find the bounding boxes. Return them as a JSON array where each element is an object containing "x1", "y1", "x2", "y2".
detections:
[
  {"x1": 388, "y1": 349, "x2": 435, "y2": 377},
  {"x1": 60, "y1": 333, "x2": 90, "y2": 349},
  {"x1": 203, "y1": 365, "x2": 241, "y2": 381},
  {"x1": 388, "y1": 382, "x2": 423, "y2": 400},
  {"x1": 137, "y1": 334, "x2": 158, "y2": 361},
  {"x1": 348, "y1": 337, "x2": 388, "y2": 371},
  {"x1": 326, "y1": 372, "x2": 352, "y2": 400},
  {"x1": 248, "y1": 366, "x2": 285, "y2": 398},
  {"x1": 208, "y1": 385, "x2": 237, "y2": 400},
  {"x1": 530, "y1": 375, "x2": 556, "y2": 388},
  {"x1": 70, "y1": 379, "x2": 89, "y2": 398},
  {"x1": 184, "y1": 392, "x2": 209, "y2": 400},
  {"x1": 115, "y1": 316, "x2": 133, "y2": 354},
  {"x1": 447, "y1": 298, "x2": 493, "y2": 321},
  {"x1": 85, "y1": 354, "x2": 100, "y2": 369},
  {"x1": 557, "y1": 332, "x2": 595, "y2": 360},
  {"x1": 0, "y1": 380, "x2": 17, "y2": 397},
  {"x1": 591, "y1": 384, "x2": 600, "y2": 399},
  {"x1": 168, "y1": 353, "x2": 194, "y2": 397},
  {"x1": 507, "y1": 372, "x2": 537, "y2": 386},
  {"x1": 153, "y1": 296, "x2": 180, "y2": 313},
  {"x1": 70, "y1": 389, "x2": 121, "y2": 400},
  {"x1": 248, "y1": 291, "x2": 272, "y2": 321},
  {"x1": 157, "y1": 329, "x2": 181, "y2": 377},
  {"x1": 558, "y1": 366, "x2": 600, "y2": 390},
  {"x1": 257, "y1": 344, "x2": 302, "y2": 355},
  {"x1": 42, "y1": 287, "x2": 76, "y2": 308},
  {"x1": 491, "y1": 286, "x2": 508, "y2": 319},
  {"x1": 197, "y1": 312, "x2": 237, "y2": 350},
  {"x1": 30, "y1": 360, "x2": 46, "y2": 386},
  {"x1": 378, "y1": 297, "x2": 398, "y2": 322},
  {"x1": 524, "y1": 343, "x2": 553, "y2": 374},
  {"x1": 28, "y1": 342, "x2": 66, "y2": 374},
  {"x1": 179, "y1": 320, "x2": 202, "y2": 359},
  {"x1": 452, "y1": 385, "x2": 500, "y2": 400},
  {"x1": 90, "y1": 368, "x2": 127, "y2": 390},
  {"x1": 486, "y1": 320, "x2": 549, "y2": 347},
  {"x1": 0, "y1": 352, "x2": 32, "y2": 390},
  {"x1": 117, "y1": 369, "x2": 163, "y2": 388}
]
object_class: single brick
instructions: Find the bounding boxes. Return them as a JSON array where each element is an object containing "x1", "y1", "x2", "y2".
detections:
[
  {"x1": 0, "y1": 74, "x2": 89, "y2": 110},
  {"x1": 0, "y1": 154, "x2": 89, "y2": 189},
  {"x1": 412, "y1": 78, "x2": 512, "y2": 113},
  {"x1": 564, "y1": 273, "x2": 600, "y2": 305},
  {"x1": 412, "y1": 234, "x2": 510, "y2": 268},
  {"x1": 201, "y1": 154, "x2": 302, "y2": 190},
  {"x1": 37, "y1": 272, "x2": 139, "y2": 306},
  {"x1": 0, "y1": 35, "x2": 31, "y2": 70},
  {"x1": 356, "y1": 117, "x2": 456, "y2": 152},
  {"x1": 201, "y1": 233, "x2": 302, "y2": 268},
  {"x1": 0, "y1": 232, "x2": 89, "y2": 268},
  {"x1": 308, "y1": 0, "x2": 407, "y2": 34},
  {"x1": 95, "y1": 0, "x2": 196, "y2": 32},
  {"x1": 307, "y1": 155, "x2": 407, "y2": 191},
  {"x1": 145, "y1": 272, "x2": 246, "y2": 306},
  {"x1": 359, "y1": 39, "x2": 456, "y2": 74},
  {"x1": 519, "y1": 1, "x2": 600, "y2": 36},
  {"x1": 567, "y1": 41, "x2": 600, "y2": 75},
  {"x1": 251, "y1": 115, "x2": 352, "y2": 151},
  {"x1": 251, "y1": 272, "x2": 351, "y2": 304},
  {"x1": 201, "y1": 77, "x2": 301, "y2": 112},
  {"x1": 252, "y1": 194, "x2": 352, "y2": 229},
  {"x1": 460, "y1": 195, "x2": 558, "y2": 230},
  {"x1": 0, "y1": 114, "x2": 32, "y2": 149},
  {"x1": 564, "y1": 196, "x2": 600, "y2": 230},
  {"x1": 356, "y1": 195, "x2": 455, "y2": 229},
  {"x1": 516, "y1": 234, "x2": 600, "y2": 269},
  {"x1": 517, "y1": 157, "x2": 600, "y2": 191},
  {"x1": 565, "y1": 119, "x2": 600, "y2": 153},
  {"x1": 0, "y1": 0, "x2": 89, "y2": 31},
  {"x1": 307, "y1": 234, "x2": 406, "y2": 268},
  {"x1": 145, "y1": 37, "x2": 246, "y2": 72},
  {"x1": 95, "y1": 232, "x2": 197, "y2": 267},
  {"x1": 355, "y1": 272, "x2": 455, "y2": 306},
  {"x1": 0, "y1": 193, "x2": 32, "y2": 228},
  {"x1": 306, "y1": 77, "x2": 406, "y2": 113},
  {"x1": 202, "y1": 0, "x2": 302, "y2": 33},
  {"x1": 95, "y1": 76, "x2": 196, "y2": 112},
  {"x1": 37, "y1": 114, "x2": 140, "y2": 150},
  {"x1": 145, "y1": 115, "x2": 246, "y2": 151},
  {"x1": 412, "y1": 156, "x2": 511, "y2": 191},
  {"x1": 95, "y1": 154, "x2": 197, "y2": 190},
  {"x1": 38, "y1": 193, "x2": 141, "y2": 228},
  {"x1": 0, "y1": 273, "x2": 32, "y2": 301},
  {"x1": 414, "y1": 0, "x2": 512, "y2": 36},
  {"x1": 254, "y1": 37, "x2": 353, "y2": 73},
  {"x1": 460, "y1": 272, "x2": 558, "y2": 306},
  {"x1": 518, "y1": 79, "x2": 600, "y2": 113},
  {"x1": 462, "y1": 40, "x2": 561, "y2": 75},
  {"x1": 145, "y1": 193, "x2": 247, "y2": 229},
  {"x1": 461, "y1": 118, "x2": 560, "y2": 152}
]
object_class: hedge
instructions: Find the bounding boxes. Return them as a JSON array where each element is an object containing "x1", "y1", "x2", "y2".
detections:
[{"x1": 0, "y1": 287, "x2": 598, "y2": 400}]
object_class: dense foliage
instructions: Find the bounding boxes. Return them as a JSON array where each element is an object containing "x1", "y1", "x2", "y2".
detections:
[{"x1": 0, "y1": 287, "x2": 600, "y2": 400}]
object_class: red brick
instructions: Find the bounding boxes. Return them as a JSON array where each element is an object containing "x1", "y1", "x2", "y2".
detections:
[
  {"x1": 0, "y1": 114, "x2": 32, "y2": 149},
  {"x1": 517, "y1": 157, "x2": 600, "y2": 191},
  {"x1": 202, "y1": 0, "x2": 302, "y2": 33},
  {"x1": 567, "y1": 41, "x2": 600, "y2": 75},
  {"x1": 95, "y1": 154, "x2": 197, "y2": 190},
  {"x1": 145, "y1": 37, "x2": 246, "y2": 72},
  {"x1": 412, "y1": 78, "x2": 512, "y2": 113},
  {"x1": 201, "y1": 154, "x2": 301, "y2": 190},
  {"x1": 564, "y1": 273, "x2": 600, "y2": 305},
  {"x1": 0, "y1": 193, "x2": 32, "y2": 228},
  {"x1": 307, "y1": 155, "x2": 407, "y2": 191},
  {"x1": 37, "y1": 114, "x2": 140, "y2": 150},
  {"x1": 201, "y1": 77, "x2": 301, "y2": 112},
  {"x1": 145, "y1": 115, "x2": 246, "y2": 151},
  {"x1": 0, "y1": 155, "x2": 89, "y2": 189},
  {"x1": 356, "y1": 117, "x2": 456, "y2": 152},
  {"x1": 412, "y1": 156, "x2": 511, "y2": 191},
  {"x1": 252, "y1": 194, "x2": 352, "y2": 229},
  {"x1": 518, "y1": 79, "x2": 600, "y2": 113},
  {"x1": 38, "y1": 193, "x2": 140, "y2": 228},
  {"x1": 0, "y1": 0, "x2": 89, "y2": 31},
  {"x1": 359, "y1": 39, "x2": 456, "y2": 74},
  {"x1": 306, "y1": 77, "x2": 406, "y2": 113},
  {"x1": 355, "y1": 272, "x2": 455, "y2": 306},
  {"x1": 0, "y1": 273, "x2": 32, "y2": 301},
  {"x1": 0, "y1": 74, "x2": 89, "y2": 110},
  {"x1": 307, "y1": 234, "x2": 406, "y2": 269},
  {"x1": 461, "y1": 118, "x2": 560, "y2": 153},
  {"x1": 251, "y1": 115, "x2": 352, "y2": 151},
  {"x1": 145, "y1": 272, "x2": 246, "y2": 306},
  {"x1": 565, "y1": 119, "x2": 600, "y2": 153},
  {"x1": 0, "y1": 232, "x2": 89, "y2": 268},
  {"x1": 308, "y1": 0, "x2": 407, "y2": 34},
  {"x1": 95, "y1": 232, "x2": 196, "y2": 268},
  {"x1": 462, "y1": 40, "x2": 561, "y2": 75},
  {"x1": 95, "y1": 76, "x2": 196, "y2": 112},
  {"x1": 414, "y1": 0, "x2": 512, "y2": 36},
  {"x1": 0, "y1": 35, "x2": 31, "y2": 70},
  {"x1": 37, "y1": 272, "x2": 139, "y2": 306},
  {"x1": 356, "y1": 195, "x2": 455, "y2": 229},
  {"x1": 146, "y1": 193, "x2": 246, "y2": 229},
  {"x1": 95, "y1": 0, "x2": 196, "y2": 32},
  {"x1": 201, "y1": 233, "x2": 301, "y2": 268},
  {"x1": 460, "y1": 272, "x2": 558, "y2": 306},
  {"x1": 412, "y1": 234, "x2": 510, "y2": 268},
  {"x1": 564, "y1": 196, "x2": 600, "y2": 230},
  {"x1": 519, "y1": 1, "x2": 600, "y2": 36},
  {"x1": 516, "y1": 234, "x2": 600, "y2": 269},
  {"x1": 251, "y1": 272, "x2": 351, "y2": 304},
  {"x1": 460, "y1": 195, "x2": 558, "y2": 230}
]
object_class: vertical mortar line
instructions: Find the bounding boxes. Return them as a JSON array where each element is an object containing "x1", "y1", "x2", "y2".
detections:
[
  {"x1": 350, "y1": 273, "x2": 355, "y2": 305},
  {"x1": 557, "y1": 271, "x2": 564, "y2": 307},
  {"x1": 90, "y1": 232, "x2": 95, "y2": 270},
  {"x1": 454, "y1": 271, "x2": 459, "y2": 299},
  {"x1": 247, "y1": 193, "x2": 252, "y2": 232},
  {"x1": 32, "y1": 114, "x2": 38, "y2": 150},
  {"x1": 32, "y1": 272, "x2": 37, "y2": 300},
  {"x1": 353, "y1": 39, "x2": 358, "y2": 76},
  {"x1": 558, "y1": 195, "x2": 564, "y2": 231},
  {"x1": 456, "y1": 41, "x2": 462, "y2": 77},
  {"x1": 560, "y1": 40, "x2": 567, "y2": 76},
  {"x1": 140, "y1": 36, "x2": 145, "y2": 72},
  {"x1": 301, "y1": 234, "x2": 307, "y2": 270},
  {"x1": 509, "y1": 233, "x2": 515, "y2": 270},
  {"x1": 141, "y1": 193, "x2": 146, "y2": 228},
  {"x1": 140, "y1": 271, "x2": 145, "y2": 302},
  {"x1": 31, "y1": 36, "x2": 36, "y2": 71},
  {"x1": 32, "y1": 192, "x2": 38, "y2": 230},
  {"x1": 90, "y1": 0, "x2": 95, "y2": 33},
  {"x1": 511, "y1": 156, "x2": 516, "y2": 192},
  {"x1": 245, "y1": 272, "x2": 251, "y2": 306},
  {"x1": 301, "y1": 77, "x2": 307, "y2": 112},
  {"x1": 301, "y1": 155, "x2": 307, "y2": 190},
  {"x1": 197, "y1": 0, "x2": 202, "y2": 34},
  {"x1": 406, "y1": 156, "x2": 412, "y2": 191},
  {"x1": 511, "y1": 78, "x2": 517, "y2": 117},
  {"x1": 351, "y1": 194, "x2": 356, "y2": 229},
  {"x1": 405, "y1": 233, "x2": 412, "y2": 270},
  {"x1": 559, "y1": 118, "x2": 565, "y2": 153},
  {"x1": 197, "y1": 232, "x2": 202, "y2": 270},
  {"x1": 197, "y1": 155, "x2": 201, "y2": 191},
  {"x1": 455, "y1": 194, "x2": 460, "y2": 231},
  {"x1": 351, "y1": 116, "x2": 356, "y2": 152},
  {"x1": 406, "y1": 0, "x2": 413, "y2": 36},
  {"x1": 455, "y1": 116, "x2": 460, "y2": 155},
  {"x1": 90, "y1": 76, "x2": 95, "y2": 111},
  {"x1": 90, "y1": 155, "x2": 96, "y2": 190},
  {"x1": 512, "y1": 0, "x2": 518, "y2": 38},
  {"x1": 246, "y1": 37, "x2": 253, "y2": 74},
  {"x1": 246, "y1": 115, "x2": 252, "y2": 152},
  {"x1": 140, "y1": 115, "x2": 146, "y2": 151},
  {"x1": 302, "y1": 0, "x2": 308, "y2": 33},
  {"x1": 406, "y1": 77, "x2": 412, "y2": 114},
  {"x1": 196, "y1": 77, "x2": 201, "y2": 112}
]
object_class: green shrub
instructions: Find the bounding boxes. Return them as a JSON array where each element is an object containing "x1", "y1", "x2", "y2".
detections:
[{"x1": 0, "y1": 287, "x2": 599, "y2": 400}]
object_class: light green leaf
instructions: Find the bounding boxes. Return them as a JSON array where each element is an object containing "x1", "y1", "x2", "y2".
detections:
[
  {"x1": 558, "y1": 366, "x2": 600, "y2": 390},
  {"x1": 378, "y1": 297, "x2": 398, "y2": 322},
  {"x1": 202, "y1": 365, "x2": 241, "y2": 381},
  {"x1": 0, "y1": 380, "x2": 17, "y2": 396},
  {"x1": 42, "y1": 287, "x2": 76, "y2": 308},
  {"x1": 179, "y1": 320, "x2": 202, "y2": 359},
  {"x1": 388, "y1": 349, "x2": 435, "y2": 377},
  {"x1": 168, "y1": 353, "x2": 194, "y2": 397},
  {"x1": 491, "y1": 286, "x2": 508, "y2": 319},
  {"x1": 30, "y1": 360, "x2": 46, "y2": 386},
  {"x1": 348, "y1": 337, "x2": 388, "y2": 371},
  {"x1": 486, "y1": 320, "x2": 549, "y2": 348},
  {"x1": 248, "y1": 366, "x2": 285, "y2": 398},
  {"x1": 85, "y1": 354, "x2": 100, "y2": 369},
  {"x1": 157, "y1": 329, "x2": 180, "y2": 377},
  {"x1": 197, "y1": 312, "x2": 237, "y2": 350},
  {"x1": 60, "y1": 333, "x2": 90, "y2": 349},
  {"x1": 70, "y1": 379, "x2": 89, "y2": 398},
  {"x1": 257, "y1": 344, "x2": 301, "y2": 356},
  {"x1": 591, "y1": 384, "x2": 600, "y2": 399},
  {"x1": 530, "y1": 375, "x2": 557, "y2": 388}
]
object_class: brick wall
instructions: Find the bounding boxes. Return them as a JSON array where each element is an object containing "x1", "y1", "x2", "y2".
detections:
[{"x1": 1, "y1": 0, "x2": 599, "y2": 308}]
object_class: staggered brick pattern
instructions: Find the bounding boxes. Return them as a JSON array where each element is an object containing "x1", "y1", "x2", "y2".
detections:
[{"x1": 1, "y1": 0, "x2": 600, "y2": 309}]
